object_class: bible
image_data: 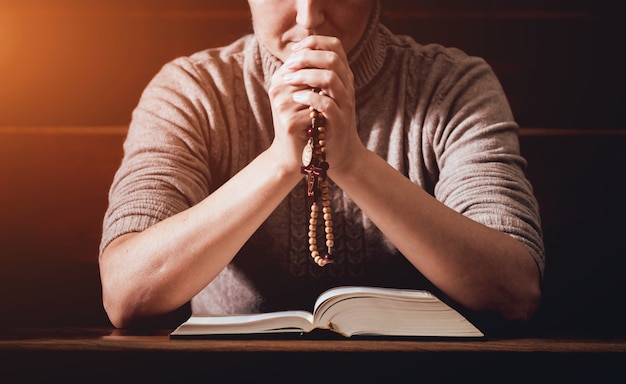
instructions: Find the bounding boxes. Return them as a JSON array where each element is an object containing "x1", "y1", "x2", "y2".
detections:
[{"x1": 170, "y1": 286, "x2": 484, "y2": 338}]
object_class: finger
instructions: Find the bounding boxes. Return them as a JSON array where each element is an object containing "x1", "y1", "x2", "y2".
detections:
[
  {"x1": 286, "y1": 47, "x2": 346, "y2": 71},
  {"x1": 268, "y1": 72, "x2": 312, "y2": 139},
  {"x1": 292, "y1": 89, "x2": 335, "y2": 116},
  {"x1": 283, "y1": 68, "x2": 344, "y2": 101},
  {"x1": 292, "y1": 35, "x2": 348, "y2": 63},
  {"x1": 285, "y1": 53, "x2": 351, "y2": 97}
]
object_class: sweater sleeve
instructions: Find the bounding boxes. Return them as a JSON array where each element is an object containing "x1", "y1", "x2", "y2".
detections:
[
  {"x1": 424, "y1": 48, "x2": 545, "y2": 277},
  {"x1": 99, "y1": 56, "x2": 221, "y2": 257}
]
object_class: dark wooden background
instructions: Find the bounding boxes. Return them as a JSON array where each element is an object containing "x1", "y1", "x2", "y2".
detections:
[{"x1": 0, "y1": 0, "x2": 622, "y2": 129}]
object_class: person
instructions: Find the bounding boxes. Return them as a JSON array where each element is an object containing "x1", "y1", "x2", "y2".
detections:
[{"x1": 99, "y1": 0, "x2": 544, "y2": 331}]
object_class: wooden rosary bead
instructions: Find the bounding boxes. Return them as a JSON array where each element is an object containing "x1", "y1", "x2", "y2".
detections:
[{"x1": 301, "y1": 93, "x2": 335, "y2": 267}]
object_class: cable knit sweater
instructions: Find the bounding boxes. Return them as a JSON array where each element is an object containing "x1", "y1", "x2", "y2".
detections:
[{"x1": 100, "y1": 6, "x2": 544, "y2": 315}]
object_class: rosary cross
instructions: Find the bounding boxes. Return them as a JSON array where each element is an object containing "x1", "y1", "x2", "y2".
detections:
[{"x1": 301, "y1": 164, "x2": 325, "y2": 203}]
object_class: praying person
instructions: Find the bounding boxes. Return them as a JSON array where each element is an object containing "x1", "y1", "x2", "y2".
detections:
[{"x1": 99, "y1": 0, "x2": 544, "y2": 331}]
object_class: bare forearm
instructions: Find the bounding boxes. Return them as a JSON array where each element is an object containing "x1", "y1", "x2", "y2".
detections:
[
  {"x1": 100, "y1": 148, "x2": 302, "y2": 328},
  {"x1": 330, "y1": 149, "x2": 540, "y2": 320}
]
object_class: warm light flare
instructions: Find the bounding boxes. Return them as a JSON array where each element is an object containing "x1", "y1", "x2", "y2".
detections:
[{"x1": 0, "y1": 3, "x2": 252, "y2": 126}]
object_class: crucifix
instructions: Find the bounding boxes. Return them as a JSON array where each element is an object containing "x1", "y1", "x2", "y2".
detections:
[{"x1": 301, "y1": 164, "x2": 325, "y2": 203}]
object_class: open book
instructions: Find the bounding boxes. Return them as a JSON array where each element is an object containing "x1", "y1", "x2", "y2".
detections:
[{"x1": 170, "y1": 286, "x2": 484, "y2": 338}]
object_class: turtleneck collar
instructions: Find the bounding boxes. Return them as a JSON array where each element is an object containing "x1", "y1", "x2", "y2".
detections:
[{"x1": 257, "y1": 0, "x2": 386, "y2": 92}]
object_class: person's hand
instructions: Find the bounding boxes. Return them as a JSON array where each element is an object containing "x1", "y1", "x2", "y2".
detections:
[
  {"x1": 269, "y1": 35, "x2": 366, "y2": 175},
  {"x1": 267, "y1": 51, "x2": 313, "y2": 174}
]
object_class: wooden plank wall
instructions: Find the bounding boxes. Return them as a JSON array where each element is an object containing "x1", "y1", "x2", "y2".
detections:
[{"x1": 0, "y1": 0, "x2": 622, "y2": 129}]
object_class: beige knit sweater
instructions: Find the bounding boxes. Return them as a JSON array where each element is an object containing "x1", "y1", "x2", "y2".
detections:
[{"x1": 101, "y1": 6, "x2": 544, "y2": 314}]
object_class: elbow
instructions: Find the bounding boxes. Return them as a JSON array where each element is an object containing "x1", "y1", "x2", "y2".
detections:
[
  {"x1": 472, "y1": 255, "x2": 542, "y2": 327},
  {"x1": 102, "y1": 287, "x2": 191, "y2": 330},
  {"x1": 100, "y1": 264, "x2": 150, "y2": 329},
  {"x1": 499, "y1": 243, "x2": 543, "y2": 323},
  {"x1": 507, "y1": 279, "x2": 541, "y2": 323},
  {"x1": 101, "y1": 268, "x2": 188, "y2": 329},
  {"x1": 100, "y1": 236, "x2": 143, "y2": 328},
  {"x1": 102, "y1": 286, "x2": 141, "y2": 329},
  {"x1": 103, "y1": 304, "x2": 128, "y2": 329},
  {"x1": 472, "y1": 282, "x2": 541, "y2": 337},
  {"x1": 500, "y1": 261, "x2": 542, "y2": 324},
  {"x1": 101, "y1": 271, "x2": 163, "y2": 329}
]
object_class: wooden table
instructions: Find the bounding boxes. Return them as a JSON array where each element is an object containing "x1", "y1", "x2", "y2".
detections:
[{"x1": 2, "y1": 327, "x2": 626, "y2": 383}]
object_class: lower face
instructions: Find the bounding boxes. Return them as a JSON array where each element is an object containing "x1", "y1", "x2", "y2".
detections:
[{"x1": 247, "y1": 0, "x2": 374, "y2": 62}]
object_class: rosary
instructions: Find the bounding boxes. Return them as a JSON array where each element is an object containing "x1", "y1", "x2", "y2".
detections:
[{"x1": 301, "y1": 89, "x2": 334, "y2": 267}]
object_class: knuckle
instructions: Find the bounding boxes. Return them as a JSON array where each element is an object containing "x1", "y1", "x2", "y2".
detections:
[
  {"x1": 328, "y1": 36, "x2": 341, "y2": 47},
  {"x1": 323, "y1": 71, "x2": 334, "y2": 88},
  {"x1": 326, "y1": 51, "x2": 340, "y2": 67}
]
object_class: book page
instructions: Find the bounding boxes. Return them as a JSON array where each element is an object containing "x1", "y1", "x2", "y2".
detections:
[
  {"x1": 171, "y1": 310, "x2": 315, "y2": 336},
  {"x1": 312, "y1": 286, "x2": 483, "y2": 338}
]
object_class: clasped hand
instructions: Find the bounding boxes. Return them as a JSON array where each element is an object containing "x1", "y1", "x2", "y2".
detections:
[{"x1": 268, "y1": 35, "x2": 364, "y2": 175}]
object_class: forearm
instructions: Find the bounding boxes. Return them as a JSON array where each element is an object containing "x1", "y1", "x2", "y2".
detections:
[
  {"x1": 100, "y1": 147, "x2": 303, "y2": 328},
  {"x1": 330, "y1": 149, "x2": 541, "y2": 321}
]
